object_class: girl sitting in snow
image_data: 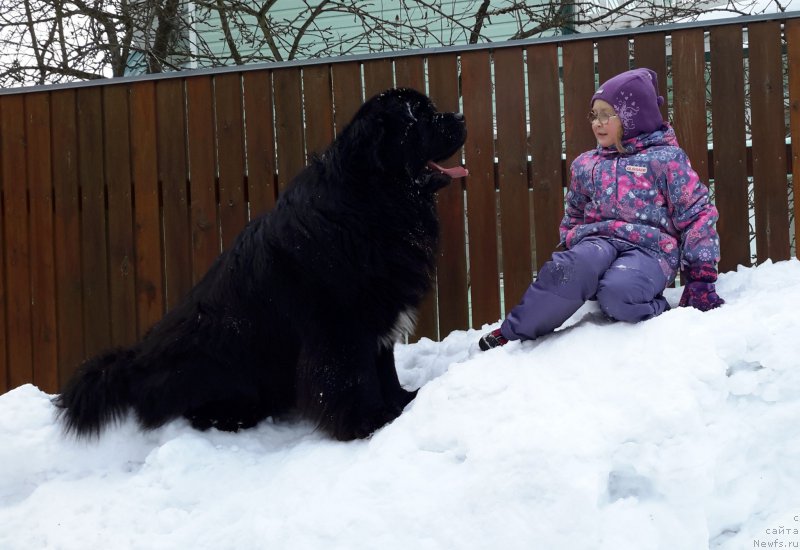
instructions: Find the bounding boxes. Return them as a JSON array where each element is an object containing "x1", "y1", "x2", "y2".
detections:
[{"x1": 479, "y1": 68, "x2": 724, "y2": 351}]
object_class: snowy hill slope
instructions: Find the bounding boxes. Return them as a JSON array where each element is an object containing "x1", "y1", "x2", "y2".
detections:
[{"x1": 2, "y1": 260, "x2": 800, "y2": 549}]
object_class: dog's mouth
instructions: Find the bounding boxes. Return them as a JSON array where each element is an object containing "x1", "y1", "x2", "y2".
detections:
[{"x1": 426, "y1": 160, "x2": 469, "y2": 179}]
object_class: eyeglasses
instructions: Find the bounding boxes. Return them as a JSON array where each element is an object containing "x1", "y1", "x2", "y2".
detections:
[{"x1": 587, "y1": 111, "x2": 619, "y2": 125}]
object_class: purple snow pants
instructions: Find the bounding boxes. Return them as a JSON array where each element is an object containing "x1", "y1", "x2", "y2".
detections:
[{"x1": 500, "y1": 237, "x2": 669, "y2": 341}]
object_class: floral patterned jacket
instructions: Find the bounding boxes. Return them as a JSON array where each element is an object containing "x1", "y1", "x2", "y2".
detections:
[{"x1": 560, "y1": 124, "x2": 721, "y2": 284}]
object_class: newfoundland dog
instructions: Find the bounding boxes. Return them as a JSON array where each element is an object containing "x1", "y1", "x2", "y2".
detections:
[{"x1": 55, "y1": 87, "x2": 468, "y2": 441}]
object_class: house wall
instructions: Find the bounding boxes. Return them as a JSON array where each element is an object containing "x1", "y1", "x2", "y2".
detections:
[{"x1": 187, "y1": 0, "x2": 547, "y2": 68}]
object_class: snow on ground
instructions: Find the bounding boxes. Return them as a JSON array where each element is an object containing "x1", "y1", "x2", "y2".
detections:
[{"x1": 2, "y1": 259, "x2": 800, "y2": 550}]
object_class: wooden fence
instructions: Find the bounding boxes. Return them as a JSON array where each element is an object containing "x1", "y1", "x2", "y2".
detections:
[{"x1": 1, "y1": 13, "x2": 799, "y2": 395}]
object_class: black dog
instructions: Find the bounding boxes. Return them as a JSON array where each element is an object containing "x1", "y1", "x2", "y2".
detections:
[{"x1": 55, "y1": 88, "x2": 467, "y2": 441}]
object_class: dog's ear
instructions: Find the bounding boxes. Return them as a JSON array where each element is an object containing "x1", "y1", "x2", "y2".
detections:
[
  {"x1": 353, "y1": 114, "x2": 386, "y2": 174},
  {"x1": 343, "y1": 113, "x2": 386, "y2": 171}
]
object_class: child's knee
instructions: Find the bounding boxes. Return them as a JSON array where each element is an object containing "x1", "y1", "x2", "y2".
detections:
[
  {"x1": 597, "y1": 288, "x2": 636, "y2": 322},
  {"x1": 540, "y1": 239, "x2": 615, "y2": 294},
  {"x1": 596, "y1": 268, "x2": 665, "y2": 322}
]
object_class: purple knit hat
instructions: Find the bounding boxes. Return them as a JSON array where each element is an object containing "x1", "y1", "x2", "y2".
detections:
[{"x1": 591, "y1": 68, "x2": 665, "y2": 140}]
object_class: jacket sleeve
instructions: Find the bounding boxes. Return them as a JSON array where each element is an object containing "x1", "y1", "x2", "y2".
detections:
[
  {"x1": 559, "y1": 160, "x2": 589, "y2": 249},
  {"x1": 665, "y1": 148, "x2": 721, "y2": 282}
]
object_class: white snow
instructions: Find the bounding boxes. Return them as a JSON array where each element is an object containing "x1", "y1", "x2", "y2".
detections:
[{"x1": 2, "y1": 259, "x2": 800, "y2": 549}]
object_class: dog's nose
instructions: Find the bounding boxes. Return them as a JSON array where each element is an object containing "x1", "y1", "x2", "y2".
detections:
[{"x1": 454, "y1": 112, "x2": 465, "y2": 121}]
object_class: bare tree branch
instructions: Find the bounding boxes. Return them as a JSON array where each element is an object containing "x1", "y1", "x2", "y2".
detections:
[
  {"x1": 0, "y1": 0, "x2": 777, "y2": 87},
  {"x1": 470, "y1": 0, "x2": 492, "y2": 44}
]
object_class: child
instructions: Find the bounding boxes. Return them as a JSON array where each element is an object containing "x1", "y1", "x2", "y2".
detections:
[{"x1": 479, "y1": 68, "x2": 723, "y2": 351}]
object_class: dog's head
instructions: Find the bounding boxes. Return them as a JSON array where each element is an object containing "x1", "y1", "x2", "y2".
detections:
[{"x1": 343, "y1": 88, "x2": 468, "y2": 185}]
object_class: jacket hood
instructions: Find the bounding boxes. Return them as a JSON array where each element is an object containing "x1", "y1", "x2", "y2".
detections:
[{"x1": 596, "y1": 123, "x2": 678, "y2": 157}]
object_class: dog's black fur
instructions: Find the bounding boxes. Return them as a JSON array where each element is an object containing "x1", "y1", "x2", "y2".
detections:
[{"x1": 54, "y1": 88, "x2": 467, "y2": 441}]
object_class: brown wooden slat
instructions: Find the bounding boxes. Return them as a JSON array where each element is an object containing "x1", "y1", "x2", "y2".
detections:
[
  {"x1": 429, "y1": 53, "x2": 469, "y2": 338},
  {"x1": 331, "y1": 62, "x2": 363, "y2": 136},
  {"x1": 51, "y1": 89, "x2": 84, "y2": 386},
  {"x1": 1, "y1": 95, "x2": 33, "y2": 389},
  {"x1": 749, "y1": 21, "x2": 791, "y2": 263},
  {"x1": 394, "y1": 57, "x2": 426, "y2": 92},
  {"x1": 363, "y1": 59, "x2": 394, "y2": 99},
  {"x1": 273, "y1": 68, "x2": 305, "y2": 192},
  {"x1": 156, "y1": 79, "x2": 192, "y2": 310},
  {"x1": 632, "y1": 32, "x2": 668, "y2": 120},
  {"x1": 461, "y1": 50, "x2": 501, "y2": 329},
  {"x1": 671, "y1": 29, "x2": 710, "y2": 187},
  {"x1": 129, "y1": 82, "x2": 164, "y2": 337},
  {"x1": 243, "y1": 70, "x2": 277, "y2": 216},
  {"x1": 186, "y1": 76, "x2": 221, "y2": 281},
  {"x1": 77, "y1": 87, "x2": 111, "y2": 356},
  {"x1": 528, "y1": 44, "x2": 564, "y2": 272},
  {"x1": 302, "y1": 65, "x2": 335, "y2": 157},
  {"x1": 563, "y1": 40, "x2": 597, "y2": 168},
  {"x1": 494, "y1": 47, "x2": 532, "y2": 311},
  {"x1": 0, "y1": 158, "x2": 5, "y2": 392},
  {"x1": 597, "y1": 36, "x2": 630, "y2": 83},
  {"x1": 215, "y1": 73, "x2": 248, "y2": 249},
  {"x1": 787, "y1": 19, "x2": 800, "y2": 259},
  {"x1": 395, "y1": 56, "x2": 438, "y2": 341},
  {"x1": 710, "y1": 25, "x2": 751, "y2": 272},
  {"x1": 103, "y1": 85, "x2": 137, "y2": 350},
  {"x1": 24, "y1": 93, "x2": 58, "y2": 392}
]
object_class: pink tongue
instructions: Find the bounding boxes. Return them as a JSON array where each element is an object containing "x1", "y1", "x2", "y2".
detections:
[{"x1": 427, "y1": 161, "x2": 469, "y2": 178}]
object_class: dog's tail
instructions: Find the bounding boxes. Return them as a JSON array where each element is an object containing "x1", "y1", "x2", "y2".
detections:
[{"x1": 53, "y1": 348, "x2": 136, "y2": 438}]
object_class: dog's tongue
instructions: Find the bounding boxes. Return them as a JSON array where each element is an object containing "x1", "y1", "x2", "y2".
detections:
[{"x1": 427, "y1": 161, "x2": 469, "y2": 178}]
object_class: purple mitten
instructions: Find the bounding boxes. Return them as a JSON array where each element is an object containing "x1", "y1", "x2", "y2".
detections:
[{"x1": 679, "y1": 281, "x2": 724, "y2": 311}]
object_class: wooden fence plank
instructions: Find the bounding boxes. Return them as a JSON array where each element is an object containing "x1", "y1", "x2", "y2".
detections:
[
  {"x1": 597, "y1": 36, "x2": 630, "y2": 83},
  {"x1": 215, "y1": 73, "x2": 248, "y2": 249},
  {"x1": 103, "y1": 85, "x2": 137, "y2": 349},
  {"x1": 26, "y1": 93, "x2": 58, "y2": 393},
  {"x1": 672, "y1": 29, "x2": 710, "y2": 189},
  {"x1": 243, "y1": 70, "x2": 277, "y2": 217},
  {"x1": 363, "y1": 59, "x2": 394, "y2": 99},
  {"x1": 156, "y1": 79, "x2": 192, "y2": 310},
  {"x1": 394, "y1": 57, "x2": 426, "y2": 92},
  {"x1": 331, "y1": 62, "x2": 363, "y2": 136},
  {"x1": 302, "y1": 65, "x2": 335, "y2": 157},
  {"x1": 77, "y1": 87, "x2": 111, "y2": 356},
  {"x1": 186, "y1": 76, "x2": 221, "y2": 281},
  {"x1": 129, "y1": 82, "x2": 164, "y2": 337},
  {"x1": 494, "y1": 47, "x2": 532, "y2": 311},
  {"x1": 632, "y1": 32, "x2": 668, "y2": 121},
  {"x1": 0, "y1": 145, "x2": 5, "y2": 391},
  {"x1": 51, "y1": 89, "x2": 84, "y2": 386},
  {"x1": 428, "y1": 53, "x2": 469, "y2": 338},
  {"x1": 1, "y1": 95, "x2": 33, "y2": 389},
  {"x1": 749, "y1": 21, "x2": 791, "y2": 263},
  {"x1": 563, "y1": 40, "x2": 597, "y2": 168},
  {"x1": 710, "y1": 25, "x2": 751, "y2": 272},
  {"x1": 789, "y1": 19, "x2": 800, "y2": 259},
  {"x1": 461, "y1": 50, "x2": 501, "y2": 328},
  {"x1": 528, "y1": 43, "x2": 565, "y2": 272},
  {"x1": 273, "y1": 68, "x2": 305, "y2": 193}
]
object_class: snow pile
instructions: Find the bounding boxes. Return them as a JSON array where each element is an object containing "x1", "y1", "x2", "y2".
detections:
[{"x1": 2, "y1": 260, "x2": 800, "y2": 549}]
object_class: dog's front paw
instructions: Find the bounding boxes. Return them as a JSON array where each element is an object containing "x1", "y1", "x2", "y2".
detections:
[
  {"x1": 330, "y1": 405, "x2": 397, "y2": 441},
  {"x1": 387, "y1": 387, "x2": 417, "y2": 415}
]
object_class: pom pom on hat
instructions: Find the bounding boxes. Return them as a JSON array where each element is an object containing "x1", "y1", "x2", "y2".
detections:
[{"x1": 591, "y1": 68, "x2": 665, "y2": 140}]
